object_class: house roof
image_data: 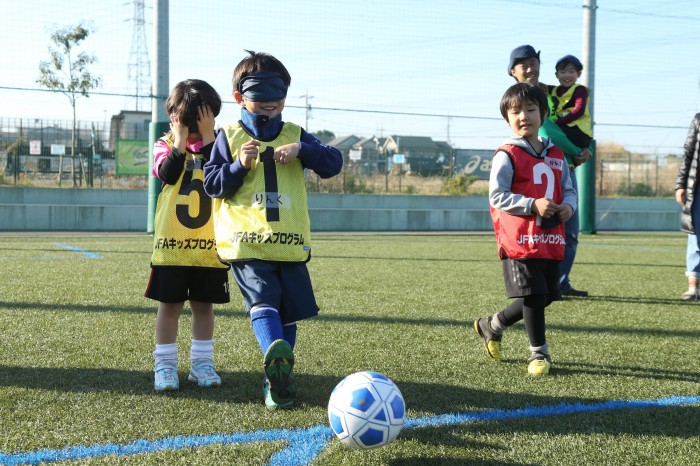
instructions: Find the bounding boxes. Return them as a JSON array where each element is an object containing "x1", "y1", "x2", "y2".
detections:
[
  {"x1": 388, "y1": 135, "x2": 439, "y2": 150},
  {"x1": 327, "y1": 135, "x2": 362, "y2": 149},
  {"x1": 353, "y1": 136, "x2": 387, "y2": 149},
  {"x1": 434, "y1": 141, "x2": 452, "y2": 152}
]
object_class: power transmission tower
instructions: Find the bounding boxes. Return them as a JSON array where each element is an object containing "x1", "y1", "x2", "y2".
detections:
[{"x1": 126, "y1": 0, "x2": 151, "y2": 111}]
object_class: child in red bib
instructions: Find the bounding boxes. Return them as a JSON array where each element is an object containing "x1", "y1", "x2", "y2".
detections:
[{"x1": 473, "y1": 83, "x2": 577, "y2": 377}]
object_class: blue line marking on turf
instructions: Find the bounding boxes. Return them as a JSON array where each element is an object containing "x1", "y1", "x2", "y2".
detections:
[
  {"x1": 0, "y1": 395, "x2": 698, "y2": 465},
  {"x1": 51, "y1": 243, "x2": 102, "y2": 259}
]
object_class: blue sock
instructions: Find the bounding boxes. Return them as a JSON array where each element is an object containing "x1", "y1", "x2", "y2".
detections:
[
  {"x1": 250, "y1": 305, "x2": 283, "y2": 354},
  {"x1": 282, "y1": 322, "x2": 297, "y2": 350}
]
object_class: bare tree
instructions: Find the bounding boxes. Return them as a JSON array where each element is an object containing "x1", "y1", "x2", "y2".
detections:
[{"x1": 37, "y1": 23, "x2": 101, "y2": 187}]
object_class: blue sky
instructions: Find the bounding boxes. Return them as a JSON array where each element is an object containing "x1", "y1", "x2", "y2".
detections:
[{"x1": 3, "y1": 0, "x2": 700, "y2": 154}]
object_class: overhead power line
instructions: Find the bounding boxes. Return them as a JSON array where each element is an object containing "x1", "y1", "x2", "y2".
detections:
[{"x1": 0, "y1": 85, "x2": 691, "y2": 130}]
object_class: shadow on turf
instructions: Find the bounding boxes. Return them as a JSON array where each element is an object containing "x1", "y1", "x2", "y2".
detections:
[
  {"x1": 0, "y1": 300, "x2": 245, "y2": 318},
  {"x1": 0, "y1": 365, "x2": 604, "y2": 411},
  {"x1": 561, "y1": 294, "x2": 699, "y2": 306},
  {"x1": 3, "y1": 365, "x2": 698, "y2": 451},
  {"x1": 388, "y1": 458, "x2": 530, "y2": 466},
  {"x1": 3, "y1": 364, "x2": 696, "y2": 416},
  {"x1": 553, "y1": 360, "x2": 700, "y2": 383},
  {"x1": 3, "y1": 300, "x2": 699, "y2": 340},
  {"x1": 398, "y1": 404, "x2": 700, "y2": 456}
]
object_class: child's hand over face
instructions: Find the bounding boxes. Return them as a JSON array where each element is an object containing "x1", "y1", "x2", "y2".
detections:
[
  {"x1": 532, "y1": 198, "x2": 557, "y2": 219},
  {"x1": 274, "y1": 142, "x2": 301, "y2": 164},
  {"x1": 197, "y1": 105, "x2": 216, "y2": 143},
  {"x1": 169, "y1": 117, "x2": 188, "y2": 151},
  {"x1": 556, "y1": 204, "x2": 574, "y2": 223},
  {"x1": 239, "y1": 139, "x2": 261, "y2": 169}
]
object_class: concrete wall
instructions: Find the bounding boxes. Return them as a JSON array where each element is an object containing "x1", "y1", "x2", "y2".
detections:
[
  {"x1": 0, "y1": 187, "x2": 146, "y2": 231},
  {"x1": 0, "y1": 187, "x2": 682, "y2": 232}
]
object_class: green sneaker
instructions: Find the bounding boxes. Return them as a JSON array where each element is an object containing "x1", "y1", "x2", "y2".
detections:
[
  {"x1": 263, "y1": 379, "x2": 294, "y2": 409},
  {"x1": 474, "y1": 317, "x2": 503, "y2": 362},
  {"x1": 263, "y1": 339, "x2": 295, "y2": 409},
  {"x1": 527, "y1": 352, "x2": 552, "y2": 377}
]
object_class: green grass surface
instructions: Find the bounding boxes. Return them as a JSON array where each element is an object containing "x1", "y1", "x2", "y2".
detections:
[{"x1": 0, "y1": 233, "x2": 698, "y2": 465}]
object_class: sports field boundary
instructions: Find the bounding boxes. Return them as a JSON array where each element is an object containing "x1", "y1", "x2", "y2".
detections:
[{"x1": 1, "y1": 394, "x2": 698, "y2": 466}]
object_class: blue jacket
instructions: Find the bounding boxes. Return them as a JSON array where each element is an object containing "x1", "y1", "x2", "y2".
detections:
[{"x1": 204, "y1": 110, "x2": 343, "y2": 199}]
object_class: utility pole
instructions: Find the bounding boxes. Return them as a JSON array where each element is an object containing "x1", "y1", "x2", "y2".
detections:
[
  {"x1": 579, "y1": 0, "x2": 597, "y2": 233},
  {"x1": 301, "y1": 90, "x2": 313, "y2": 131},
  {"x1": 147, "y1": 0, "x2": 169, "y2": 234},
  {"x1": 446, "y1": 116, "x2": 451, "y2": 145}
]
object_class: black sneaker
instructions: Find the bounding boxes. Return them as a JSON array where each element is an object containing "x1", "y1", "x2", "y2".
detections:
[
  {"x1": 473, "y1": 317, "x2": 503, "y2": 362},
  {"x1": 561, "y1": 287, "x2": 589, "y2": 297}
]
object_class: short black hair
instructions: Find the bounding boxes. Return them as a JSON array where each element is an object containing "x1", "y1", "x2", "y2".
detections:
[
  {"x1": 165, "y1": 79, "x2": 221, "y2": 131},
  {"x1": 232, "y1": 50, "x2": 291, "y2": 96},
  {"x1": 499, "y1": 82, "x2": 549, "y2": 122}
]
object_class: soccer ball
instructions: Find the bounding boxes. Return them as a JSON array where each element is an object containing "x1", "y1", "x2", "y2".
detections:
[{"x1": 327, "y1": 371, "x2": 405, "y2": 449}]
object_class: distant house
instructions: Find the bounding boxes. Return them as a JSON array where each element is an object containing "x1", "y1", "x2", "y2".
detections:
[
  {"x1": 327, "y1": 135, "x2": 363, "y2": 173},
  {"x1": 384, "y1": 135, "x2": 450, "y2": 175},
  {"x1": 328, "y1": 135, "x2": 363, "y2": 153},
  {"x1": 348, "y1": 136, "x2": 387, "y2": 174},
  {"x1": 312, "y1": 131, "x2": 335, "y2": 144},
  {"x1": 108, "y1": 110, "x2": 150, "y2": 151}
]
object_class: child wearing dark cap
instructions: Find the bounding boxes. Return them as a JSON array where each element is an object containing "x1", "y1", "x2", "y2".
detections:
[
  {"x1": 508, "y1": 45, "x2": 592, "y2": 298},
  {"x1": 203, "y1": 50, "x2": 343, "y2": 409},
  {"x1": 547, "y1": 54, "x2": 593, "y2": 151}
]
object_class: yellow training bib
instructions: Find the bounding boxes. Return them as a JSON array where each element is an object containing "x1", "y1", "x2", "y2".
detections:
[
  {"x1": 213, "y1": 122, "x2": 311, "y2": 262},
  {"x1": 151, "y1": 136, "x2": 228, "y2": 269}
]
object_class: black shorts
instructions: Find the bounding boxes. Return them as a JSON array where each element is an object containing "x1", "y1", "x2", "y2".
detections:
[
  {"x1": 231, "y1": 260, "x2": 319, "y2": 325},
  {"x1": 559, "y1": 124, "x2": 592, "y2": 149},
  {"x1": 145, "y1": 266, "x2": 230, "y2": 304},
  {"x1": 502, "y1": 258, "x2": 560, "y2": 300}
]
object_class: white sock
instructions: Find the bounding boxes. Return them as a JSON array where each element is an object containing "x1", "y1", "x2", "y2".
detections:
[
  {"x1": 529, "y1": 343, "x2": 550, "y2": 357},
  {"x1": 153, "y1": 343, "x2": 178, "y2": 367},
  {"x1": 490, "y1": 314, "x2": 507, "y2": 334},
  {"x1": 191, "y1": 339, "x2": 214, "y2": 363}
]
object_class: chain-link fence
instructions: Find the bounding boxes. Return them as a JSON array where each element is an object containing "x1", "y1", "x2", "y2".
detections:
[{"x1": 0, "y1": 116, "x2": 686, "y2": 197}]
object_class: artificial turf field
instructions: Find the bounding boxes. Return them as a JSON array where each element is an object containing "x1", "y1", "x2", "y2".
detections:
[{"x1": 0, "y1": 232, "x2": 698, "y2": 465}]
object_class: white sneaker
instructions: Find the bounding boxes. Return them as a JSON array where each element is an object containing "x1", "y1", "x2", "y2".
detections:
[
  {"x1": 154, "y1": 363, "x2": 179, "y2": 391},
  {"x1": 188, "y1": 360, "x2": 222, "y2": 387}
]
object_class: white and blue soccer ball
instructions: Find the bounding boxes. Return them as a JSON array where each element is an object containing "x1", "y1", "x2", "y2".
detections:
[{"x1": 327, "y1": 371, "x2": 405, "y2": 449}]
